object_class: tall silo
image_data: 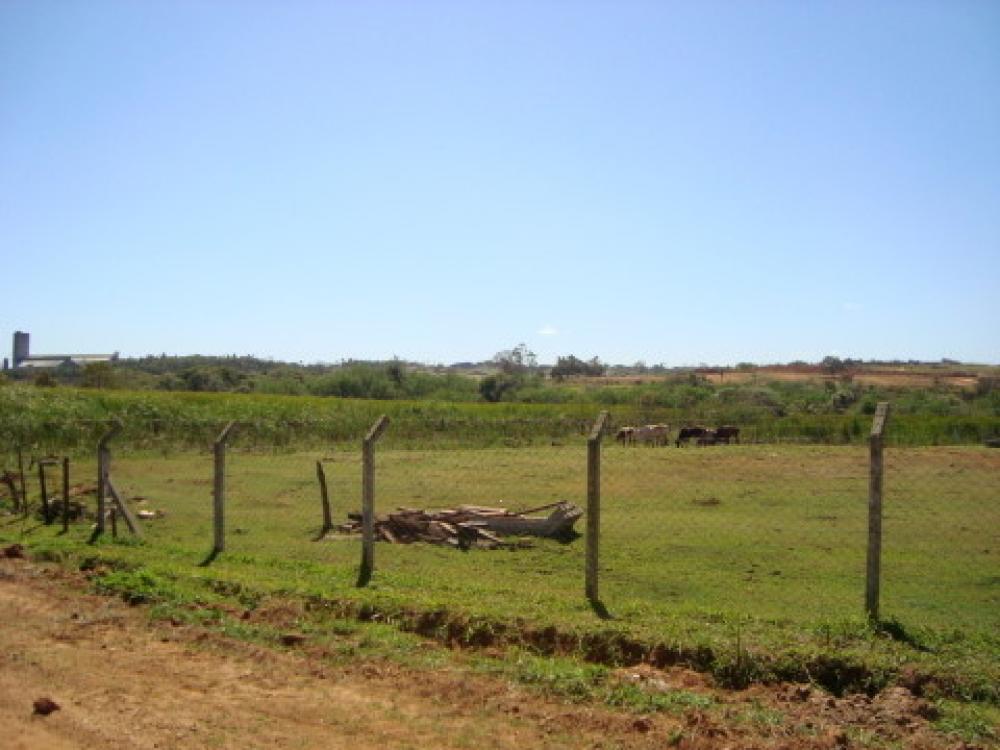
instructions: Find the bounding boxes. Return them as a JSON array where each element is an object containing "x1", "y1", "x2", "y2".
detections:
[{"x1": 13, "y1": 331, "x2": 29, "y2": 366}]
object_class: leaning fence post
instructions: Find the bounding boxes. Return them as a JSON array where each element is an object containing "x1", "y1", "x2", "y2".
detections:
[
  {"x1": 866, "y1": 402, "x2": 890, "y2": 622},
  {"x1": 95, "y1": 419, "x2": 123, "y2": 537},
  {"x1": 586, "y1": 411, "x2": 610, "y2": 604},
  {"x1": 212, "y1": 421, "x2": 239, "y2": 557},
  {"x1": 358, "y1": 415, "x2": 390, "y2": 586}
]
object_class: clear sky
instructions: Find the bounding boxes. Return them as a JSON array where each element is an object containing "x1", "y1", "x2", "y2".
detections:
[{"x1": 2, "y1": 1, "x2": 998, "y2": 366}]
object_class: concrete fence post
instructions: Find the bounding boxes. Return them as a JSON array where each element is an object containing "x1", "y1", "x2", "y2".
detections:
[
  {"x1": 358, "y1": 415, "x2": 390, "y2": 587},
  {"x1": 212, "y1": 421, "x2": 239, "y2": 557},
  {"x1": 94, "y1": 419, "x2": 122, "y2": 537},
  {"x1": 586, "y1": 411, "x2": 610, "y2": 604},
  {"x1": 866, "y1": 402, "x2": 890, "y2": 622}
]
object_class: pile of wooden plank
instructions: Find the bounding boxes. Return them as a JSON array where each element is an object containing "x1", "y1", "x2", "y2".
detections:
[{"x1": 338, "y1": 502, "x2": 583, "y2": 549}]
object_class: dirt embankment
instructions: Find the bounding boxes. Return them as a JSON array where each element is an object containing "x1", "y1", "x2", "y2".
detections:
[{"x1": 0, "y1": 556, "x2": 985, "y2": 750}]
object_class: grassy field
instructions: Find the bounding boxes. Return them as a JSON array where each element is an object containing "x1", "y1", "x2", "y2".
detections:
[{"x1": 2, "y1": 441, "x2": 997, "y2": 707}]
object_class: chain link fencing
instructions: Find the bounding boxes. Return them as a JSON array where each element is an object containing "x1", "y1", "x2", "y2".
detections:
[{"x1": 1, "y1": 411, "x2": 996, "y2": 641}]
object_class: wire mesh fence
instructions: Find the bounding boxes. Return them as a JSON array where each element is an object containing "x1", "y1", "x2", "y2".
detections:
[
  {"x1": 880, "y1": 445, "x2": 999, "y2": 633},
  {"x1": 1, "y1": 411, "x2": 997, "y2": 639},
  {"x1": 600, "y1": 441, "x2": 871, "y2": 625}
]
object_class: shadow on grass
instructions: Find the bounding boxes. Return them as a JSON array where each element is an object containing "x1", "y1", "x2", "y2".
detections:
[
  {"x1": 589, "y1": 598, "x2": 613, "y2": 620},
  {"x1": 875, "y1": 616, "x2": 933, "y2": 653},
  {"x1": 554, "y1": 529, "x2": 581, "y2": 545},
  {"x1": 311, "y1": 526, "x2": 334, "y2": 542},
  {"x1": 198, "y1": 548, "x2": 221, "y2": 567},
  {"x1": 356, "y1": 563, "x2": 372, "y2": 588}
]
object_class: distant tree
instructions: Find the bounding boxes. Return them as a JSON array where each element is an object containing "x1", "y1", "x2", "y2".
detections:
[
  {"x1": 33, "y1": 372, "x2": 57, "y2": 388},
  {"x1": 821, "y1": 356, "x2": 848, "y2": 374},
  {"x1": 492, "y1": 344, "x2": 537, "y2": 375},
  {"x1": 81, "y1": 362, "x2": 117, "y2": 389},
  {"x1": 386, "y1": 360, "x2": 406, "y2": 386},
  {"x1": 479, "y1": 374, "x2": 519, "y2": 402},
  {"x1": 550, "y1": 355, "x2": 607, "y2": 381},
  {"x1": 156, "y1": 373, "x2": 183, "y2": 391},
  {"x1": 179, "y1": 367, "x2": 225, "y2": 392}
]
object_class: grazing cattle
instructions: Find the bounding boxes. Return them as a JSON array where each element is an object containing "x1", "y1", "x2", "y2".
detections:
[
  {"x1": 696, "y1": 430, "x2": 717, "y2": 446},
  {"x1": 616, "y1": 427, "x2": 636, "y2": 446},
  {"x1": 714, "y1": 426, "x2": 740, "y2": 444},
  {"x1": 675, "y1": 426, "x2": 707, "y2": 447},
  {"x1": 633, "y1": 424, "x2": 669, "y2": 446}
]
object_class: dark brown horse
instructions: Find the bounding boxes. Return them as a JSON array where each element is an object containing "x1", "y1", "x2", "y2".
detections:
[
  {"x1": 714, "y1": 426, "x2": 741, "y2": 444},
  {"x1": 675, "y1": 426, "x2": 707, "y2": 447}
]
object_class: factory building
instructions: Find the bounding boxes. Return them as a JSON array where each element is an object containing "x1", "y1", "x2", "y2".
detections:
[{"x1": 5, "y1": 331, "x2": 118, "y2": 371}]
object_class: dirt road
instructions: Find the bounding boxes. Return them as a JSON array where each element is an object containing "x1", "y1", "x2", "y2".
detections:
[{"x1": 0, "y1": 556, "x2": 978, "y2": 749}]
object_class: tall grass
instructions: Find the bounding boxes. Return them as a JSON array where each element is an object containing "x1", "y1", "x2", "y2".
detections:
[{"x1": 1, "y1": 385, "x2": 997, "y2": 457}]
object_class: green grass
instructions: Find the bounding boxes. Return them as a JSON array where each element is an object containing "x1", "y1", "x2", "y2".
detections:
[{"x1": 3, "y1": 443, "x2": 997, "y2": 710}]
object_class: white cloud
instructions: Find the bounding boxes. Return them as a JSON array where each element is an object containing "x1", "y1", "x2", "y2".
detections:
[{"x1": 537, "y1": 324, "x2": 559, "y2": 336}]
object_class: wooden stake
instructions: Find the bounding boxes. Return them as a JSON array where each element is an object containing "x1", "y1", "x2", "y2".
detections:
[
  {"x1": 37, "y1": 461, "x2": 49, "y2": 524},
  {"x1": 316, "y1": 460, "x2": 333, "y2": 536},
  {"x1": 62, "y1": 457, "x2": 70, "y2": 533},
  {"x1": 106, "y1": 480, "x2": 143, "y2": 538},
  {"x1": 17, "y1": 446, "x2": 27, "y2": 517}
]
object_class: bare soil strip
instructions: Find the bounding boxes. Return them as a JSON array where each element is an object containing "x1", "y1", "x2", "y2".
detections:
[{"x1": 0, "y1": 558, "x2": 981, "y2": 749}]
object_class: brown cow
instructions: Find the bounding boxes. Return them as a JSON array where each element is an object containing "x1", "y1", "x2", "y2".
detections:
[
  {"x1": 616, "y1": 427, "x2": 636, "y2": 446},
  {"x1": 633, "y1": 424, "x2": 669, "y2": 446}
]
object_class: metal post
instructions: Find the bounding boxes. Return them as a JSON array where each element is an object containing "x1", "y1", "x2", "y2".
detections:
[{"x1": 586, "y1": 411, "x2": 609, "y2": 603}]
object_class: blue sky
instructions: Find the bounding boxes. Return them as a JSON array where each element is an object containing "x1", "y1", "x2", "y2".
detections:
[{"x1": 2, "y1": 1, "x2": 998, "y2": 365}]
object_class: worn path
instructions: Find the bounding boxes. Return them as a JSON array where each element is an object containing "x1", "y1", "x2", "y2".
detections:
[{"x1": 0, "y1": 556, "x2": 975, "y2": 750}]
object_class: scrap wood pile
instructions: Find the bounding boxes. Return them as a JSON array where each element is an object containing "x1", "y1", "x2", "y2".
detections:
[{"x1": 339, "y1": 501, "x2": 583, "y2": 550}]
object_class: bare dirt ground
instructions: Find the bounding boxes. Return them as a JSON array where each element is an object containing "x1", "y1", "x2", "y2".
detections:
[{"x1": 0, "y1": 556, "x2": 982, "y2": 750}]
